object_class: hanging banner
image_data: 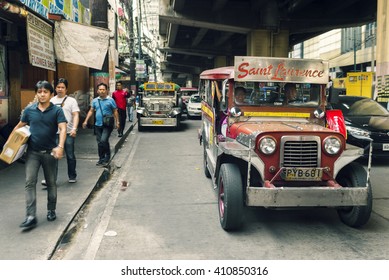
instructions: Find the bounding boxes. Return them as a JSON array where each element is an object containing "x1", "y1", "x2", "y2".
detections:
[
  {"x1": 26, "y1": 13, "x2": 56, "y2": 71},
  {"x1": 136, "y1": 59, "x2": 146, "y2": 79},
  {"x1": 54, "y1": 20, "x2": 110, "y2": 69}
]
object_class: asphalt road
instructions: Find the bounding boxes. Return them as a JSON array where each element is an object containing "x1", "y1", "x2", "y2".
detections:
[{"x1": 53, "y1": 118, "x2": 389, "y2": 260}]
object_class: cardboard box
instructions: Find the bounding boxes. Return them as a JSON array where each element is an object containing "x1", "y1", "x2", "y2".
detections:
[{"x1": 0, "y1": 126, "x2": 30, "y2": 164}]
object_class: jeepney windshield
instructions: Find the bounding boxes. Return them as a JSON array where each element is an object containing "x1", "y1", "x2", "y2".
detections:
[{"x1": 233, "y1": 82, "x2": 321, "y2": 107}]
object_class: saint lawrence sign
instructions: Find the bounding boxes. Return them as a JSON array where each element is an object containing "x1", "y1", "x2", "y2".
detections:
[{"x1": 234, "y1": 56, "x2": 329, "y2": 84}]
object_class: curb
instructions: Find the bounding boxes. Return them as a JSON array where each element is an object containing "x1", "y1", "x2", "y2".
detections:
[{"x1": 48, "y1": 120, "x2": 137, "y2": 259}]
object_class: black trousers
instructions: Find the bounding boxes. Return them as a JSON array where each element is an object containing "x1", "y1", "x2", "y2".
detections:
[{"x1": 117, "y1": 108, "x2": 126, "y2": 134}]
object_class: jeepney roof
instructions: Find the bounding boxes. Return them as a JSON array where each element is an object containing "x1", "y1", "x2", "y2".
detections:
[
  {"x1": 141, "y1": 82, "x2": 179, "y2": 91},
  {"x1": 200, "y1": 66, "x2": 235, "y2": 80},
  {"x1": 180, "y1": 87, "x2": 198, "y2": 91}
]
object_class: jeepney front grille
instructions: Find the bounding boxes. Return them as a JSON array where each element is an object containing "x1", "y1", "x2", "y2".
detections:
[
  {"x1": 147, "y1": 103, "x2": 170, "y2": 112},
  {"x1": 280, "y1": 136, "x2": 320, "y2": 167}
]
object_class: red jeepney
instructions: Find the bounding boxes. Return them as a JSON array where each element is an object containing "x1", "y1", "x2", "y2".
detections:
[{"x1": 199, "y1": 56, "x2": 372, "y2": 231}]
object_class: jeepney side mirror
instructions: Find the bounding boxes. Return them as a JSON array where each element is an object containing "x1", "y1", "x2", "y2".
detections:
[
  {"x1": 220, "y1": 79, "x2": 228, "y2": 112},
  {"x1": 314, "y1": 108, "x2": 325, "y2": 119},
  {"x1": 230, "y1": 107, "x2": 242, "y2": 117}
]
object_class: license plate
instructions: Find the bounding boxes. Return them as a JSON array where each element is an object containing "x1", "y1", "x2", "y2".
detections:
[
  {"x1": 283, "y1": 168, "x2": 323, "y2": 181},
  {"x1": 383, "y1": 144, "x2": 389, "y2": 151},
  {"x1": 152, "y1": 120, "x2": 164, "y2": 125}
]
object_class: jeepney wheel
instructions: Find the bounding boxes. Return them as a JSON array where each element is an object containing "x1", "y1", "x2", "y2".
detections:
[
  {"x1": 217, "y1": 163, "x2": 244, "y2": 230},
  {"x1": 175, "y1": 114, "x2": 181, "y2": 131},
  {"x1": 137, "y1": 114, "x2": 144, "y2": 132},
  {"x1": 203, "y1": 145, "x2": 211, "y2": 178},
  {"x1": 336, "y1": 162, "x2": 372, "y2": 228}
]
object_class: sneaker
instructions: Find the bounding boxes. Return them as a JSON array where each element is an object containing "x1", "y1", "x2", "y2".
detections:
[
  {"x1": 96, "y1": 160, "x2": 103, "y2": 166},
  {"x1": 41, "y1": 180, "x2": 47, "y2": 186},
  {"x1": 68, "y1": 179, "x2": 77, "y2": 183}
]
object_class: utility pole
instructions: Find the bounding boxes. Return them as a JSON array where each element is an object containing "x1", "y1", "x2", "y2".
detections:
[
  {"x1": 137, "y1": 0, "x2": 142, "y2": 60},
  {"x1": 129, "y1": 0, "x2": 136, "y2": 86},
  {"x1": 353, "y1": 27, "x2": 357, "y2": 72},
  {"x1": 90, "y1": 0, "x2": 109, "y2": 95}
]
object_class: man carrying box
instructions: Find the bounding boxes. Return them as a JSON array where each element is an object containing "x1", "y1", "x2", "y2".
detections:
[{"x1": 10, "y1": 81, "x2": 67, "y2": 230}]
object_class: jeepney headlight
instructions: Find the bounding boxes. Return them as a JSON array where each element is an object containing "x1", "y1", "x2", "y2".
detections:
[
  {"x1": 259, "y1": 137, "x2": 277, "y2": 155},
  {"x1": 145, "y1": 103, "x2": 151, "y2": 110},
  {"x1": 166, "y1": 104, "x2": 172, "y2": 110},
  {"x1": 323, "y1": 136, "x2": 341, "y2": 155}
]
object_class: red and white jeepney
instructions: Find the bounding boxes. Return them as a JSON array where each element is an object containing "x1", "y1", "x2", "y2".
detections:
[{"x1": 199, "y1": 56, "x2": 372, "y2": 231}]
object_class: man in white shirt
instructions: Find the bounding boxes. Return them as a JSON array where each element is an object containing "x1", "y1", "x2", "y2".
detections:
[{"x1": 42, "y1": 78, "x2": 80, "y2": 185}]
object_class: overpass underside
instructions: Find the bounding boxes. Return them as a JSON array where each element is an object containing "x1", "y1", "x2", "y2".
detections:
[{"x1": 158, "y1": 0, "x2": 377, "y2": 85}]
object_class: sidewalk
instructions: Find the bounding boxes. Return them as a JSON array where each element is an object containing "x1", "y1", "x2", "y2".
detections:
[{"x1": 0, "y1": 121, "x2": 136, "y2": 260}]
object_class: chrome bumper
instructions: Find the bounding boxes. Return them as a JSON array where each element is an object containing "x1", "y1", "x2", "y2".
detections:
[
  {"x1": 246, "y1": 186, "x2": 369, "y2": 207},
  {"x1": 139, "y1": 117, "x2": 177, "y2": 127}
]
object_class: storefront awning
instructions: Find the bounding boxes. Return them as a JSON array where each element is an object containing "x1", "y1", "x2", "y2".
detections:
[{"x1": 53, "y1": 20, "x2": 110, "y2": 70}]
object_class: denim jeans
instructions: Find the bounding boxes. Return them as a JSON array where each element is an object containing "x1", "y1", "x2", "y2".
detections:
[
  {"x1": 95, "y1": 125, "x2": 113, "y2": 162},
  {"x1": 55, "y1": 134, "x2": 77, "y2": 180},
  {"x1": 127, "y1": 104, "x2": 134, "y2": 121},
  {"x1": 25, "y1": 149, "x2": 57, "y2": 217}
]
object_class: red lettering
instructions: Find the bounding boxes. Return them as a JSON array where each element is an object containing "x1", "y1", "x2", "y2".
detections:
[
  {"x1": 237, "y1": 60, "x2": 325, "y2": 81},
  {"x1": 237, "y1": 63, "x2": 273, "y2": 79},
  {"x1": 237, "y1": 62, "x2": 249, "y2": 79},
  {"x1": 271, "y1": 62, "x2": 286, "y2": 81}
]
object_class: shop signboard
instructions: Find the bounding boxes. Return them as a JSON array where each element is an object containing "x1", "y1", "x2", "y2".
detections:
[{"x1": 26, "y1": 13, "x2": 56, "y2": 71}]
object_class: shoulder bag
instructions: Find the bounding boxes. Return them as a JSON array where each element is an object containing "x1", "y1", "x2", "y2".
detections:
[{"x1": 98, "y1": 99, "x2": 114, "y2": 128}]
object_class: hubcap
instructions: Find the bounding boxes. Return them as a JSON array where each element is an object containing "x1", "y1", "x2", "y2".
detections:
[{"x1": 218, "y1": 179, "x2": 225, "y2": 219}]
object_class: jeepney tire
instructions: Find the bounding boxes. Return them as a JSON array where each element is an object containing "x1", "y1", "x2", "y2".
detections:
[
  {"x1": 175, "y1": 115, "x2": 181, "y2": 131},
  {"x1": 336, "y1": 162, "x2": 372, "y2": 228},
  {"x1": 218, "y1": 163, "x2": 244, "y2": 231},
  {"x1": 203, "y1": 145, "x2": 211, "y2": 178},
  {"x1": 137, "y1": 115, "x2": 144, "y2": 132}
]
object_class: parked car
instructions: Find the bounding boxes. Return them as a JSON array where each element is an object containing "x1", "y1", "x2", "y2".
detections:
[
  {"x1": 187, "y1": 94, "x2": 202, "y2": 118},
  {"x1": 329, "y1": 95, "x2": 389, "y2": 158},
  {"x1": 180, "y1": 87, "x2": 198, "y2": 114}
]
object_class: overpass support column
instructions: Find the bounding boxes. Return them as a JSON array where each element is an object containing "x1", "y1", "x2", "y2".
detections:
[
  {"x1": 247, "y1": 30, "x2": 289, "y2": 57},
  {"x1": 214, "y1": 56, "x2": 228, "y2": 67},
  {"x1": 376, "y1": 0, "x2": 389, "y2": 103}
]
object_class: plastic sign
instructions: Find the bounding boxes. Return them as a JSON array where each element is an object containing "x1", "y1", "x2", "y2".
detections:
[{"x1": 326, "y1": 109, "x2": 347, "y2": 139}]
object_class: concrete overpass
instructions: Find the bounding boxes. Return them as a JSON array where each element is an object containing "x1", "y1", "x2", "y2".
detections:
[{"x1": 158, "y1": 0, "x2": 377, "y2": 85}]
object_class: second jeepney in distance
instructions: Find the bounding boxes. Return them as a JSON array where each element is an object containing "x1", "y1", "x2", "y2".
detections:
[
  {"x1": 136, "y1": 82, "x2": 182, "y2": 131},
  {"x1": 199, "y1": 56, "x2": 372, "y2": 231}
]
